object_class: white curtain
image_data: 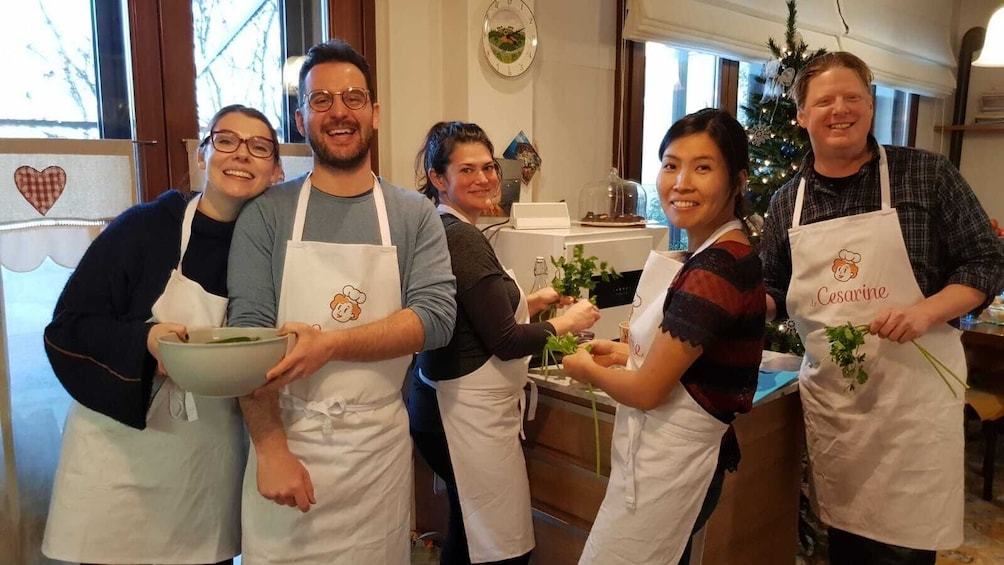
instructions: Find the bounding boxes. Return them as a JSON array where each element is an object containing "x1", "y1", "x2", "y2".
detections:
[
  {"x1": 624, "y1": 0, "x2": 957, "y2": 97},
  {"x1": 0, "y1": 138, "x2": 137, "y2": 565}
]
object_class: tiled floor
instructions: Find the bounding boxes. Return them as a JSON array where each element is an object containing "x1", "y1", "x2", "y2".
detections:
[{"x1": 799, "y1": 418, "x2": 1004, "y2": 564}]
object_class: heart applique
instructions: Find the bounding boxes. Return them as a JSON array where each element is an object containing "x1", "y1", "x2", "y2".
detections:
[{"x1": 14, "y1": 165, "x2": 67, "y2": 215}]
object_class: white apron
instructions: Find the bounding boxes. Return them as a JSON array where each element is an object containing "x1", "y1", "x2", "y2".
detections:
[
  {"x1": 43, "y1": 194, "x2": 246, "y2": 564},
  {"x1": 787, "y1": 145, "x2": 965, "y2": 550},
  {"x1": 579, "y1": 220, "x2": 741, "y2": 565},
  {"x1": 241, "y1": 175, "x2": 413, "y2": 565},
  {"x1": 420, "y1": 205, "x2": 535, "y2": 563}
]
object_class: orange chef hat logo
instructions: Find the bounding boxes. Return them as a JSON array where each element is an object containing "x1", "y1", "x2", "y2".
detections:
[
  {"x1": 832, "y1": 249, "x2": 861, "y2": 283},
  {"x1": 330, "y1": 285, "x2": 366, "y2": 323}
]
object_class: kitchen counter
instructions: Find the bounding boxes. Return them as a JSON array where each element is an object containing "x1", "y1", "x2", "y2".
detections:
[{"x1": 414, "y1": 357, "x2": 804, "y2": 565}]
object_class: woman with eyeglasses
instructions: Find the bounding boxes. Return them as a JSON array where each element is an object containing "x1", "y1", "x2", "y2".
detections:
[
  {"x1": 408, "y1": 121, "x2": 600, "y2": 565},
  {"x1": 41, "y1": 104, "x2": 283, "y2": 565}
]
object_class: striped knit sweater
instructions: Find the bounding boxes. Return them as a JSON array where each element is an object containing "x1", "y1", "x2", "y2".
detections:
[{"x1": 661, "y1": 240, "x2": 766, "y2": 423}]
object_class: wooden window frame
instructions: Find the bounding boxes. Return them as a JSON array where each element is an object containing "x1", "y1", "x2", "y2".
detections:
[
  {"x1": 613, "y1": 0, "x2": 919, "y2": 180},
  {"x1": 128, "y1": 0, "x2": 375, "y2": 203}
]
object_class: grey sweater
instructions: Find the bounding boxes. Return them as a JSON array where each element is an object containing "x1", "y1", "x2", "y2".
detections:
[{"x1": 227, "y1": 174, "x2": 457, "y2": 350}]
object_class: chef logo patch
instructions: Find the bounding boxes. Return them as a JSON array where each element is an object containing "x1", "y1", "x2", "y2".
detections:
[
  {"x1": 832, "y1": 249, "x2": 861, "y2": 282},
  {"x1": 811, "y1": 248, "x2": 889, "y2": 308},
  {"x1": 330, "y1": 285, "x2": 366, "y2": 323}
]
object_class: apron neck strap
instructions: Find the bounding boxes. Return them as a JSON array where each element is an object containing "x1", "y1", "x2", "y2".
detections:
[
  {"x1": 793, "y1": 145, "x2": 890, "y2": 228},
  {"x1": 292, "y1": 173, "x2": 391, "y2": 246},
  {"x1": 437, "y1": 203, "x2": 471, "y2": 224},
  {"x1": 177, "y1": 193, "x2": 201, "y2": 270},
  {"x1": 691, "y1": 219, "x2": 743, "y2": 257}
]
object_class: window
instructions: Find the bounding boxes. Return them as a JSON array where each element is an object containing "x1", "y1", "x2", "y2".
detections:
[
  {"x1": 639, "y1": 43, "x2": 719, "y2": 249},
  {"x1": 737, "y1": 60, "x2": 766, "y2": 128},
  {"x1": 872, "y1": 85, "x2": 912, "y2": 146},
  {"x1": 0, "y1": 2, "x2": 109, "y2": 139},
  {"x1": 0, "y1": 3, "x2": 367, "y2": 562}
]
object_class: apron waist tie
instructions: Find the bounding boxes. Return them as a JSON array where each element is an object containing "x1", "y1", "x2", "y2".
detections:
[
  {"x1": 720, "y1": 425, "x2": 741, "y2": 473},
  {"x1": 169, "y1": 385, "x2": 199, "y2": 422},
  {"x1": 279, "y1": 392, "x2": 399, "y2": 435},
  {"x1": 419, "y1": 368, "x2": 537, "y2": 439},
  {"x1": 417, "y1": 368, "x2": 438, "y2": 390},
  {"x1": 517, "y1": 379, "x2": 538, "y2": 440},
  {"x1": 624, "y1": 409, "x2": 645, "y2": 510}
]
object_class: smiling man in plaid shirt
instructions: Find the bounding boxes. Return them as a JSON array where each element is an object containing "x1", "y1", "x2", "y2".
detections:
[{"x1": 760, "y1": 51, "x2": 1004, "y2": 565}]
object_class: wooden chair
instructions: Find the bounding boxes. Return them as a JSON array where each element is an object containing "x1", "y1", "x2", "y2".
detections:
[{"x1": 965, "y1": 384, "x2": 1004, "y2": 501}]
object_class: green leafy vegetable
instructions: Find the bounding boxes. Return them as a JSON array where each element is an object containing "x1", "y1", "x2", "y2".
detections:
[
  {"x1": 210, "y1": 336, "x2": 262, "y2": 344},
  {"x1": 550, "y1": 244, "x2": 620, "y2": 306},
  {"x1": 824, "y1": 322, "x2": 869, "y2": 391},
  {"x1": 542, "y1": 332, "x2": 601, "y2": 476},
  {"x1": 823, "y1": 322, "x2": 968, "y2": 397}
]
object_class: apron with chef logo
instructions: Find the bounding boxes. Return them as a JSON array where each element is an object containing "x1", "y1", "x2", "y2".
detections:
[
  {"x1": 418, "y1": 206, "x2": 535, "y2": 563},
  {"x1": 787, "y1": 145, "x2": 965, "y2": 549},
  {"x1": 241, "y1": 175, "x2": 412, "y2": 565},
  {"x1": 579, "y1": 220, "x2": 742, "y2": 565},
  {"x1": 43, "y1": 194, "x2": 245, "y2": 564}
]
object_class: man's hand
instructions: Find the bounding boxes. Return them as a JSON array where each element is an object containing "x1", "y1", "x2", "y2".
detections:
[
  {"x1": 256, "y1": 323, "x2": 332, "y2": 396},
  {"x1": 869, "y1": 305, "x2": 934, "y2": 343},
  {"x1": 256, "y1": 449, "x2": 316, "y2": 513},
  {"x1": 146, "y1": 323, "x2": 187, "y2": 376}
]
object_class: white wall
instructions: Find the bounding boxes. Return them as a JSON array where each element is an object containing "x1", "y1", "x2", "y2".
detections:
[
  {"x1": 375, "y1": 0, "x2": 616, "y2": 208},
  {"x1": 952, "y1": 0, "x2": 1004, "y2": 221},
  {"x1": 375, "y1": 0, "x2": 1000, "y2": 221}
]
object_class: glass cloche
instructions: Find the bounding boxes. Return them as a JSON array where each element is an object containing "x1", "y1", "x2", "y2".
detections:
[{"x1": 577, "y1": 167, "x2": 647, "y2": 226}]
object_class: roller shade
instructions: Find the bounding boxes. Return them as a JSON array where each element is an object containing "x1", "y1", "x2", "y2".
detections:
[{"x1": 624, "y1": 0, "x2": 957, "y2": 97}]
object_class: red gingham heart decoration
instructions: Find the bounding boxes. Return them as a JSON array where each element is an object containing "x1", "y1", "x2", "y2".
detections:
[{"x1": 14, "y1": 165, "x2": 67, "y2": 215}]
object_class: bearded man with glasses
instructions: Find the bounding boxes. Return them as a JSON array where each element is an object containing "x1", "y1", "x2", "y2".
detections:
[{"x1": 226, "y1": 38, "x2": 456, "y2": 565}]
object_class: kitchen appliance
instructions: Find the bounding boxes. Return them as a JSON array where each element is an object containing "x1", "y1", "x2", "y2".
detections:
[{"x1": 491, "y1": 224, "x2": 670, "y2": 341}]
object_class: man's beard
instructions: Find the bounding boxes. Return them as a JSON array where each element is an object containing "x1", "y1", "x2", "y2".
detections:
[{"x1": 308, "y1": 127, "x2": 372, "y2": 171}]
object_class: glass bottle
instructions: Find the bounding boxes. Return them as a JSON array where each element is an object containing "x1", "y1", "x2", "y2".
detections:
[{"x1": 529, "y1": 256, "x2": 550, "y2": 322}]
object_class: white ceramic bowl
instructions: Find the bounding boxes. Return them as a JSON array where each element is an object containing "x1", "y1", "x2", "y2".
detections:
[{"x1": 158, "y1": 327, "x2": 289, "y2": 398}]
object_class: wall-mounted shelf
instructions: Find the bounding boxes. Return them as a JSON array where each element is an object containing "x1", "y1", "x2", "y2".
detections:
[{"x1": 935, "y1": 123, "x2": 1004, "y2": 132}]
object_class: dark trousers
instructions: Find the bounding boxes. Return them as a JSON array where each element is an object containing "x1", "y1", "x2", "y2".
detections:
[
  {"x1": 828, "y1": 528, "x2": 937, "y2": 565},
  {"x1": 412, "y1": 428, "x2": 532, "y2": 565}
]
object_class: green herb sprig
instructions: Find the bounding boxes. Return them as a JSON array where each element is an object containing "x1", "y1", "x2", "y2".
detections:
[
  {"x1": 542, "y1": 332, "x2": 602, "y2": 476},
  {"x1": 550, "y1": 244, "x2": 619, "y2": 305},
  {"x1": 824, "y1": 323, "x2": 869, "y2": 391},
  {"x1": 823, "y1": 322, "x2": 968, "y2": 397}
]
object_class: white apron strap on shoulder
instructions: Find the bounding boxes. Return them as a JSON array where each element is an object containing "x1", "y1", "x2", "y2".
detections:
[
  {"x1": 793, "y1": 146, "x2": 890, "y2": 228},
  {"x1": 292, "y1": 173, "x2": 391, "y2": 245}
]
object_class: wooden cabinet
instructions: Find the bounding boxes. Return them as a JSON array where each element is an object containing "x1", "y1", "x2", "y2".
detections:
[{"x1": 414, "y1": 381, "x2": 804, "y2": 564}]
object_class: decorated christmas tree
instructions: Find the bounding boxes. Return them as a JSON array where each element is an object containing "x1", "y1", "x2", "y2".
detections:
[
  {"x1": 742, "y1": 0, "x2": 826, "y2": 223},
  {"x1": 743, "y1": 0, "x2": 825, "y2": 357}
]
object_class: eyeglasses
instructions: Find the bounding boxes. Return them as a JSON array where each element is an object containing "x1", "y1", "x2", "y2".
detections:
[
  {"x1": 303, "y1": 88, "x2": 371, "y2": 112},
  {"x1": 204, "y1": 130, "x2": 276, "y2": 159}
]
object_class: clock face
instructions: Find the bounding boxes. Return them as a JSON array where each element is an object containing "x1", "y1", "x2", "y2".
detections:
[{"x1": 482, "y1": 0, "x2": 538, "y2": 77}]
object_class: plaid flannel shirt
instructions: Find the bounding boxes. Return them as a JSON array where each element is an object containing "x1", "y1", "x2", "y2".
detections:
[{"x1": 760, "y1": 140, "x2": 1004, "y2": 320}]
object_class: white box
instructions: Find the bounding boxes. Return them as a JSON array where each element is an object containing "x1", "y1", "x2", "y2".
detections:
[{"x1": 490, "y1": 225, "x2": 669, "y2": 341}]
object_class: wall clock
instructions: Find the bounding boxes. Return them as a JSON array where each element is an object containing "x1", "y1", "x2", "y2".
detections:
[{"x1": 482, "y1": 0, "x2": 538, "y2": 77}]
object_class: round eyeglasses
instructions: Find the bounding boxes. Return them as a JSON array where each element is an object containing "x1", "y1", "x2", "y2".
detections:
[
  {"x1": 303, "y1": 88, "x2": 371, "y2": 112},
  {"x1": 204, "y1": 130, "x2": 276, "y2": 159}
]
